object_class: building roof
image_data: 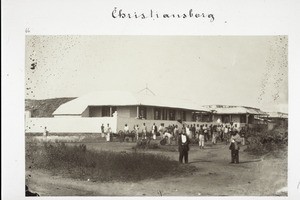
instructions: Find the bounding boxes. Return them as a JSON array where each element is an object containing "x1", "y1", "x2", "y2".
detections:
[
  {"x1": 53, "y1": 91, "x2": 210, "y2": 115},
  {"x1": 265, "y1": 112, "x2": 288, "y2": 119},
  {"x1": 203, "y1": 105, "x2": 266, "y2": 115}
]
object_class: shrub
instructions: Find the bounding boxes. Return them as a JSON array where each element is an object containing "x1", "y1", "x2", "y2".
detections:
[{"x1": 244, "y1": 126, "x2": 288, "y2": 155}]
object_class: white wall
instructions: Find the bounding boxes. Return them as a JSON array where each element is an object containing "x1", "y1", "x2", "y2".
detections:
[{"x1": 25, "y1": 117, "x2": 117, "y2": 133}]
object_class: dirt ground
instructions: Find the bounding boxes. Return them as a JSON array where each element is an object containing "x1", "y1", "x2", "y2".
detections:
[{"x1": 26, "y1": 139, "x2": 287, "y2": 196}]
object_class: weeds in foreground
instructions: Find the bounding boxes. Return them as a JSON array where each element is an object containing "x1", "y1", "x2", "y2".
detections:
[{"x1": 26, "y1": 142, "x2": 197, "y2": 182}]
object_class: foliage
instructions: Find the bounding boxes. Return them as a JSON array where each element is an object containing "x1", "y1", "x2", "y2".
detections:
[{"x1": 244, "y1": 126, "x2": 288, "y2": 155}]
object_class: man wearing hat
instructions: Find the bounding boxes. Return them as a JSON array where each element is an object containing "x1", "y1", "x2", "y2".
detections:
[{"x1": 178, "y1": 130, "x2": 190, "y2": 164}]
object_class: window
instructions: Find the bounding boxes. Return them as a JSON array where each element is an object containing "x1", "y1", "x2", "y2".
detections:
[
  {"x1": 169, "y1": 109, "x2": 176, "y2": 120},
  {"x1": 102, "y1": 106, "x2": 110, "y2": 117},
  {"x1": 162, "y1": 109, "x2": 167, "y2": 120},
  {"x1": 139, "y1": 106, "x2": 147, "y2": 119},
  {"x1": 111, "y1": 107, "x2": 117, "y2": 116},
  {"x1": 182, "y1": 111, "x2": 186, "y2": 121},
  {"x1": 248, "y1": 115, "x2": 254, "y2": 124},
  {"x1": 89, "y1": 106, "x2": 102, "y2": 117},
  {"x1": 222, "y1": 115, "x2": 230, "y2": 123},
  {"x1": 240, "y1": 115, "x2": 246, "y2": 123},
  {"x1": 154, "y1": 108, "x2": 161, "y2": 120},
  {"x1": 102, "y1": 106, "x2": 117, "y2": 117},
  {"x1": 192, "y1": 112, "x2": 197, "y2": 122},
  {"x1": 202, "y1": 114, "x2": 211, "y2": 122}
]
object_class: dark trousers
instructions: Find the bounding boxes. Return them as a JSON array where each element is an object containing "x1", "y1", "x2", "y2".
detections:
[
  {"x1": 179, "y1": 149, "x2": 188, "y2": 163},
  {"x1": 231, "y1": 150, "x2": 239, "y2": 163}
]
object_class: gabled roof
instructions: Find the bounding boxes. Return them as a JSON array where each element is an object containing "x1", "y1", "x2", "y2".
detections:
[
  {"x1": 53, "y1": 91, "x2": 210, "y2": 115},
  {"x1": 203, "y1": 105, "x2": 266, "y2": 115}
]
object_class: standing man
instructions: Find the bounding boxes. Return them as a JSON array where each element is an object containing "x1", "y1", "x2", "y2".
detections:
[
  {"x1": 224, "y1": 125, "x2": 229, "y2": 144},
  {"x1": 199, "y1": 126, "x2": 205, "y2": 149},
  {"x1": 158, "y1": 123, "x2": 165, "y2": 138},
  {"x1": 186, "y1": 125, "x2": 191, "y2": 138},
  {"x1": 216, "y1": 125, "x2": 221, "y2": 142},
  {"x1": 122, "y1": 124, "x2": 129, "y2": 142},
  {"x1": 152, "y1": 123, "x2": 157, "y2": 140},
  {"x1": 124, "y1": 124, "x2": 129, "y2": 134},
  {"x1": 173, "y1": 125, "x2": 179, "y2": 145},
  {"x1": 135, "y1": 125, "x2": 139, "y2": 141},
  {"x1": 209, "y1": 124, "x2": 213, "y2": 141},
  {"x1": 178, "y1": 131, "x2": 190, "y2": 164},
  {"x1": 105, "y1": 123, "x2": 111, "y2": 142},
  {"x1": 240, "y1": 127, "x2": 246, "y2": 145},
  {"x1": 203, "y1": 124, "x2": 208, "y2": 142},
  {"x1": 101, "y1": 124, "x2": 105, "y2": 138},
  {"x1": 142, "y1": 123, "x2": 147, "y2": 139},
  {"x1": 196, "y1": 124, "x2": 200, "y2": 136},
  {"x1": 43, "y1": 126, "x2": 48, "y2": 137},
  {"x1": 220, "y1": 124, "x2": 225, "y2": 142},
  {"x1": 229, "y1": 130, "x2": 243, "y2": 164},
  {"x1": 191, "y1": 124, "x2": 196, "y2": 139},
  {"x1": 212, "y1": 126, "x2": 217, "y2": 145}
]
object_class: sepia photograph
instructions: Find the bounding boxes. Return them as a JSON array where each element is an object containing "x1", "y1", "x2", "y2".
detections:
[{"x1": 24, "y1": 35, "x2": 288, "y2": 196}]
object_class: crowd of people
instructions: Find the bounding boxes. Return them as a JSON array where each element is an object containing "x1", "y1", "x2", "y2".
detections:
[{"x1": 100, "y1": 122, "x2": 246, "y2": 164}]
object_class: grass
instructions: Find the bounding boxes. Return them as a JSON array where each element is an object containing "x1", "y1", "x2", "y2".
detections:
[{"x1": 26, "y1": 141, "x2": 197, "y2": 182}]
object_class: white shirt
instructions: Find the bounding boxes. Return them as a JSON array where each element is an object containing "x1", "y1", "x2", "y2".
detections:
[
  {"x1": 181, "y1": 134, "x2": 187, "y2": 143},
  {"x1": 224, "y1": 128, "x2": 229, "y2": 133},
  {"x1": 106, "y1": 126, "x2": 111, "y2": 133}
]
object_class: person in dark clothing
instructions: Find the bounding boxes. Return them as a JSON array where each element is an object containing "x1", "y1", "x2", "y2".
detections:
[
  {"x1": 178, "y1": 132, "x2": 190, "y2": 164},
  {"x1": 229, "y1": 131, "x2": 242, "y2": 164},
  {"x1": 191, "y1": 124, "x2": 196, "y2": 139}
]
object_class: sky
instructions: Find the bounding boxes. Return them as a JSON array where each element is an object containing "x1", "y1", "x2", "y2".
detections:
[{"x1": 25, "y1": 36, "x2": 288, "y2": 113}]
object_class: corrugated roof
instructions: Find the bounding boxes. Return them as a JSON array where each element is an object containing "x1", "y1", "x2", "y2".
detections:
[
  {"x1": 53, "y1": 91, "x2": 210, "y2": 115},
  {"x1": 204, "y1": 105, "x2": 266, "y2": 115}
]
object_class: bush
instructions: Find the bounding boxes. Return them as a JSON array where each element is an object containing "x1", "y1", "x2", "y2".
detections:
[
  {"x1": 26, "y1": 142, "x2": 197, "y2": 182},
  {"x1": 244, "y1": 126, "x2": 288, "y2": 155}
]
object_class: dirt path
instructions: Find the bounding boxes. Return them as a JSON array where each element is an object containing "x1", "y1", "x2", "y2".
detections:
[{"x1": 26, "y1": 142, "x2": 287, "y2": 196}]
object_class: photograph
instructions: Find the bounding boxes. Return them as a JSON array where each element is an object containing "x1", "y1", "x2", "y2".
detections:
[{"x1": 24, "y1": 35, "x2": 288, "y2": 196}]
